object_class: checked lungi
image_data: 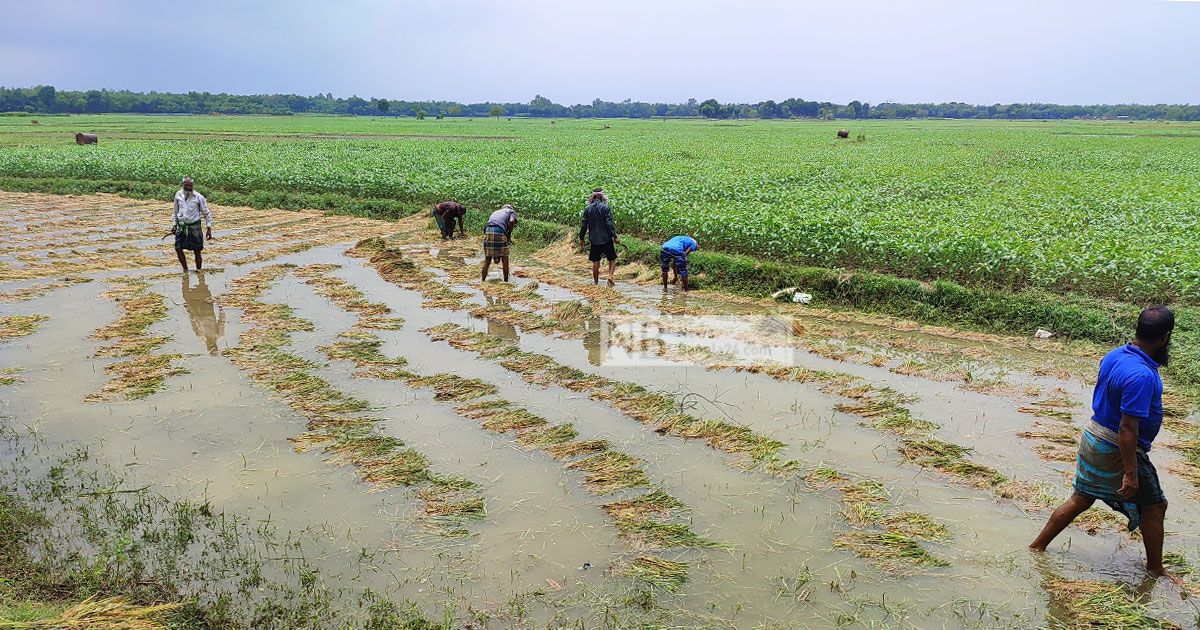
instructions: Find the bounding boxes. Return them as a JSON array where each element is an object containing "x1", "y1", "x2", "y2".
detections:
[
  {"x1": 175, "y1": 220, "x2": 204, "y2": 252},
  {"x1": 1072, "y1": 419, "x2": 1166, "y2": 531},
  {"x1": 482, "y1": 225, "x2": 510, "y2": 262}
]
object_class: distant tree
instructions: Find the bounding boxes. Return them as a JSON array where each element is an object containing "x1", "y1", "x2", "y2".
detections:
[
  {"x1": 378, "y1": 99, "x2": 390, "y2": 114},
  {"x1": 489, "y1": 105, "x2": 505, "y2": 118},
  {"x1": 415, "y1": 108, "x2": 426, "y2": 120},
  {"x1": 698, "y1": 99, "x2": 721, "y2": 118},
  {"x1": 436, "y1": 111, "x2": 445, "y2": 119},
  {"x1": 848, "y1": 100, "x2": 863, "y2": 119},
  {"x1": 447, "y1": 104, "x2": 462, "y2": 116}
]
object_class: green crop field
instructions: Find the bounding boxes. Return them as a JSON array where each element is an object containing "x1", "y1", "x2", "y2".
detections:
[{"x1": 1, "y1": 114, "x2": 1198, "y2": 305}]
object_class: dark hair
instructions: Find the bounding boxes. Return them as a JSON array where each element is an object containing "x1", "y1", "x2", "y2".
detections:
[{"x1": 1135, "y1": 306, "x2": 1175, "y2": 342}]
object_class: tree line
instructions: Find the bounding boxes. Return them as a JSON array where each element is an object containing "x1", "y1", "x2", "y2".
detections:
[{"x1": 3, "y1": 85, "x2": 1198, "y2": 121}]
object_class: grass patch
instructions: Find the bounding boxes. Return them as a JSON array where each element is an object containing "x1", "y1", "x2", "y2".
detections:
[
  {"x1": 804, "y1": 465, "x2": 847, "y2": 486},
  {"x1": 84, "y1": 354, "x2": 188, "y2": 402},
  {"x1": 0, "y1": 315, "x2": 47, "y2": 340},
  {"x1": 544, "y1": 439, "x2": 609, "y2": 460},
  {"x1": 880, "y1": 512, "x2": 950, "y2": 541},
  {"x1": 1, "y1": 595, "x2": 182, "y2": 629},
  {"x1": 897, "y1": 439, "x2": 1007, "y2": 488},
  {"x1": 406, "y1": 374, "x2": 497, "y2": 402},
  {"x1": 454, "y1": 400, "x2": 548, "y2": 433},
  {"x1": 515, "y1": 423, "x2": 578, "y2": 449},
  {"x1": 1017, "y1": 403, "x2": 1075, "y2": 421},
  {"x1": 602, "y1": 490, "x2": 685, "y2": 522},
  {"x1": 1073, "y1": 507, "x2": 1126, "y2": 535},
  {"x1": 622, "y1": 556, "x2": 688, "y2": 592},
  {"x1": 995, "y1": 481, "x2": 1060, "y2": 510},
  {"x1": 614, "y1": 519, "x2": 719, "y2": 549},
  {"x1": 566, "y1": 451, "x2": 650, "y2": 494},
  {"x1": 836, "y1": 400, "x2": 938, "y2": 436},
  {"x1": 1045, "y1": 579, "x2": 1177, "y2": 629},
  {"x1": 833, "y1": 532, "x2": 949, "y2": 576},
  {"x1": 0, "y1": 367, "x2": 22, "y2": 386}
]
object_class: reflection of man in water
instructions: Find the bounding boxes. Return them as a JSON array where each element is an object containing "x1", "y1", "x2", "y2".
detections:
[
  {"x1": 485, "y1": 295, "x2": 519, "y2": 344},
  {"x1": 583, "y1": 318, "x2": 604, "y2": 366},
  {"x1": 181, "y1": 272, "x2": 225, "y2": 354}
]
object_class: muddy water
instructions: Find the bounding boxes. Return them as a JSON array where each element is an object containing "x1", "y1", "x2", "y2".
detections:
[{"x1": 3, "y1": 196, "x2": 1199, "y2": 628}]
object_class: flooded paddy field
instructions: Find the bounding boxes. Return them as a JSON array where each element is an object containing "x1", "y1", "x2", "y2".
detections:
[{"x1": 2, "y1": 191, "x2": 1198, "y2": 628}]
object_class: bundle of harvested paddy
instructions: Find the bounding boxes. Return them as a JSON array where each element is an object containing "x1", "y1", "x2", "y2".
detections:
[
  {"x1": 602, "y1": 490, "x2": 684, "y2": 522},
  {"x1": 0, "y1": 595, "x2": 182, "y2": 629},
  {"x1": 319, "y1": 333, "x2": 410, "y2": 380},
  {"x1": 623, "y1": 555, "x2": 688, "y2": 591},
  {"x1": 544, "y1": 439, "x2": 609, "y2": 460},
  {"x1": 84, "y1": 353, "x2": 187, "y2": 402},
  {"x1": 546, "y1": 299, "x2": 591, "y2": 327},
  {"x1": 615, "y1": 518, "x2": 718, "y2": 549},
  {"x1": 418, "y1": 486, "x2": 487, "y2": 519},
  {"x1": 880, "y1": 512, "x2": 950, "y2": 541},
  {"x1": 1044, "y1": 578, "x2": 1176, "y2": 629},
  {"x1": 833, "y1": 531, "x2": 948, "y2": 576},
  {"x1": 1017, "y1": 402, "x2": 1075, "y2": 421},
  {"x1": 424, "y1": 323, "x2": 514, "y2": 358},
  {"x1": 897, "y1": 439, "x2": 1007, "y2": 488},
  {"x1": 515, "y1": 423, "x2": 578, "y2": 448},
  {"x1": 407, "y1": 374, "x2": 497, "y2": 402},
  {"x1": 1072, "y1": 507, "x2": 1125, "y2": 535},
  {"x1": 0, "y1": 367, "x2": 21, "y2": 386},
  {"x1": 566, "y1": 451, "x2": 650, "y2": 494},
  {"x1": 0, "y1": 314, "x2": 48, "y2": 340},
  {"x1": 836, "y1": 399, "x2": 937, "y2": 436}
]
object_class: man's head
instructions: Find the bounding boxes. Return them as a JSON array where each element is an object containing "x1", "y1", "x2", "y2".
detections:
[
  {"x1": 1134, "y1": 305, "x2": 1175, "y2": 366},
  {"x1": 182, "y1": 176, "x2": 194, "y2": 193}
]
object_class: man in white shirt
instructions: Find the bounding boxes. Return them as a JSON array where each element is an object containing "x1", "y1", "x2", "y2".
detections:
[{"x1": 172, "y1": 176, "x2": 214, "y2": 271}]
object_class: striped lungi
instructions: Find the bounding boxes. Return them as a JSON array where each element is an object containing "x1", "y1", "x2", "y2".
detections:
[
  {"x1": 1072, "y1": 419, "x2": 1166, "y2": 531},
  {"x1": 482, "y1": 225, "x2": 510, "y2": 262}
]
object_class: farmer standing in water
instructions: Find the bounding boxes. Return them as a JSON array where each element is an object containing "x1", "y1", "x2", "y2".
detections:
[
  {"x1": 172, "y1": 176, "x2": 213, "y2": 272},
  {"x1": 481, "y1": 204, "x2": 516, "y2": 282},
  {"x1": 579, "y1": 188, "x2": 619, "y2": 287},
  {"x1": 1030, "y1": 306, "x2": 1183, "y2": 586},
  {"x1": 660, "y1": 235, "x2": 698, "y2": 291}
]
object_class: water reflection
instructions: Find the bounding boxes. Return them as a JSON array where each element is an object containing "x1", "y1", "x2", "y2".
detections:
[
  {"x1": 582, "y1": 317, "x2": 604, "y2": 366},
  {"x1": 181, "y1": 272, "x2": 225, "y2": 355},
  {"x1": 660, "y1": 290, "x2": 689, "y2": 316},
  {"x1": 485, "y1": 295, "x2": 520, "y2": 344}
]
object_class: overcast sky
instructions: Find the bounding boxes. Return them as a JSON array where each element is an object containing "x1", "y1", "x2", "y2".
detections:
[{"x1": 1, "y1": 0, "x2": 1197, "y2": 105}]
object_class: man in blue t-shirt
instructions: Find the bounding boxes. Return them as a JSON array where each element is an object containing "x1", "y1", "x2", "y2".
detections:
[
  {"x1": 1030, "y1": 306, "x2": 1181, "y2": 586},
  {"x1": 660, "y1": 235, "x2": 698, "y2": 291}
]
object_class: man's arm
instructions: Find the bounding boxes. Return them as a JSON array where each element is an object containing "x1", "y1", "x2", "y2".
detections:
[
  {"x1": 199, "y1": 195, "x2": 213, "y2": 227},
  {"x1": 199, "y1": 195, "x2": 214, "y2": 239},
  {"x1": 1117, "y1": 413, "x2": 1140, "y2": 498},
  {"x1": 605, "y1": 206, "x2": 617, "y2": 243},
  {"x1": 456, "y1": 213, "x2": 465, "y2": 237},
  {"x1": 579, "y1": 208, "x2": 588, "y2": 245}
]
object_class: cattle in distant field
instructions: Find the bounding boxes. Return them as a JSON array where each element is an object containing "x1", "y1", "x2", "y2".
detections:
[
  {"x1": 837, "y1": 129, "x2": 850, "y2": 139},
  {"x1": 30, "y1": 120, "x2": 39, "y2": 125},
  {"x1": 75, "y1": 133, "x2": 98, "y2": 145}
]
